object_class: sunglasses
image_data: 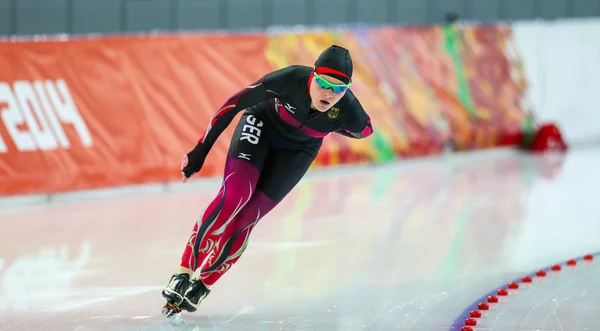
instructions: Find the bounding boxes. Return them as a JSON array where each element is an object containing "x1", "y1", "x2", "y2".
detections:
[{"x1": 313, "y1": 71, "x2": 352, "y2": 93}]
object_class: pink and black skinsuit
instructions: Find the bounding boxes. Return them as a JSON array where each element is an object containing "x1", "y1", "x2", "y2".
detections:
[{"x1": 180, "y1": 53, "x2": 373, "y2": 287}]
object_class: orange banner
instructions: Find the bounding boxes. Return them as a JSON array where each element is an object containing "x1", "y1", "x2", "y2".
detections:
[
  {"x1": 0, "y1": 34, "x2": 272, "y2": 196},
  {"x1": 1, "y1": 25, "x2": 532, "y2": 197}
]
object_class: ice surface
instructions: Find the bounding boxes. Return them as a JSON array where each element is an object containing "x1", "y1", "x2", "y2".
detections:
[{"x1": 1, "y1": 148, "x2": 598, "y2": 330}]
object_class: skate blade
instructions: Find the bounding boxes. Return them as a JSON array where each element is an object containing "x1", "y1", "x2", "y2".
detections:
[{"x1": 161, "y1": 301, "x2": 183, "y2": 318}]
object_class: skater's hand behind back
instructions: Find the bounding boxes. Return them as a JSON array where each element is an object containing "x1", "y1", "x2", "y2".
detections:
[{"x1": 181, "y1": 143, "x2": 207, "y2": 182}]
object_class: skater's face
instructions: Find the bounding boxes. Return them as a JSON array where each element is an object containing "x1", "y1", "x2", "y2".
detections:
[{"x1": 310, "y1": 73, "x2": 349, "y2": 112}]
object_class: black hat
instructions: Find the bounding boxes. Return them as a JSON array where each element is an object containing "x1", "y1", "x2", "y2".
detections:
[{"x1": 314, "y1": 45, "x2": 353, "y2": 84}]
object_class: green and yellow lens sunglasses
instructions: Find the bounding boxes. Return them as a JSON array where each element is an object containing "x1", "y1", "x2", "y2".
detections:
[{"x1": 313, "y1": 70, "x2": 352, "y2": 93}]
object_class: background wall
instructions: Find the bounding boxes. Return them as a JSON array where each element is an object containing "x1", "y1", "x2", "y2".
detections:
[
  {"x1": 1, "y1": 0, "x2": 600, "y2": 36},
  {"x1": 1, "y1": 1, "x2": 599, "y2": 198}
]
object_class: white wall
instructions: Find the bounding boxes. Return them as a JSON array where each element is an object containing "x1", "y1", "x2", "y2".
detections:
[{"x1": 513, "y1": 18, "x2": 600, "y2": 146}]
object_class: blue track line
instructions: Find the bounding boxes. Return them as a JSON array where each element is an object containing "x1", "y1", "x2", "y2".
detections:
[{"x1": 449, "y1": 251, "x2": 600, "y2": 330}]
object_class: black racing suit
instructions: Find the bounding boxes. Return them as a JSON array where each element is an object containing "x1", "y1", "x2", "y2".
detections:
[{"x1": 180, "y1": 65, "x2": 374, "y2": 286}]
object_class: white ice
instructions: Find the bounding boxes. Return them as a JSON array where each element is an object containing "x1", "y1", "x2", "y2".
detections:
[{"x1": 0, "y1": 147, "x2": 598, "y2": 331}]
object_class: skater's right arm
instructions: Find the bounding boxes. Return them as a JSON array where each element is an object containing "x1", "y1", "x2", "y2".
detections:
[
  {"x1": 181, "y1": 66, "x2": 293, "y2": 180},
  {"x1": 197, "y1": 66, "x2": 294, "y2": 153}
]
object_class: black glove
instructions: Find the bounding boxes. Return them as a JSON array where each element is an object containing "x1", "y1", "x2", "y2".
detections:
[{"x1": 181, "y1": 142, "x2": 208, "y2": 179}]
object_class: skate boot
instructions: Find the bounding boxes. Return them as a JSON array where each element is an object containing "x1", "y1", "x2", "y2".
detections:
[
  {"x1": 161, "y1": 273, "x2": 191, "y2": 317},
  {"x1": 180, "y1": 279, "x2": 211, "y2": 313}
]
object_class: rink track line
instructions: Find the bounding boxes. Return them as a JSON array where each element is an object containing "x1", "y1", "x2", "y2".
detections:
[{"x1": 449, "y1": 252, "x2": 599, "y2": 331}]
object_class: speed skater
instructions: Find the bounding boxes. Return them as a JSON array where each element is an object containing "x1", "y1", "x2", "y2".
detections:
[{"x1": 161, "y1": 45, "x2": 374, "y2": 316}]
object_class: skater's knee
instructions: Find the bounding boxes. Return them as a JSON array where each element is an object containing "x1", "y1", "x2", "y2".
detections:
[
  {"x1": 245, "y1": 190, "x2": 279, "y2": 216},
  {"x1": 222, "y1": 191, "x2": 277, "y2": 235}
]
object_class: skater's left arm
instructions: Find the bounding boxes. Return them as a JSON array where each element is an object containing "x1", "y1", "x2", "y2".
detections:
[{"x1": 336, "y1": 99, "x2": 373, "y2": 139}]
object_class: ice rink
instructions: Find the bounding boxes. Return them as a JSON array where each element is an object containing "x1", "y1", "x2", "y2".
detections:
[{"x1": 1, "y1": 147, "x2": 599, "y2": 331}]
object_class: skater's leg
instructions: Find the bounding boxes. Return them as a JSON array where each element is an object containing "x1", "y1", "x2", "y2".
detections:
[
  {"x1": 179, "y1": 190, "x2": 279, "y2": 314},
  {"x1": 198, "y1": 190, "x2": 278, "y2": 284},
  {"x1": 179, "y1": 157, "x2": 263, "y2": 272},
  {"x1": 177, "y1": 186, "x2": 228, "y2": 276},
  {"x1": 198, "y1": 148, "x2": 317, "y2": 286},
  {"x1": 180, "y1": 111, "x2": 271, "y2": 273},
  {"x1": 163, "y1": 111, "x2": 270, "y2": 307}
]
